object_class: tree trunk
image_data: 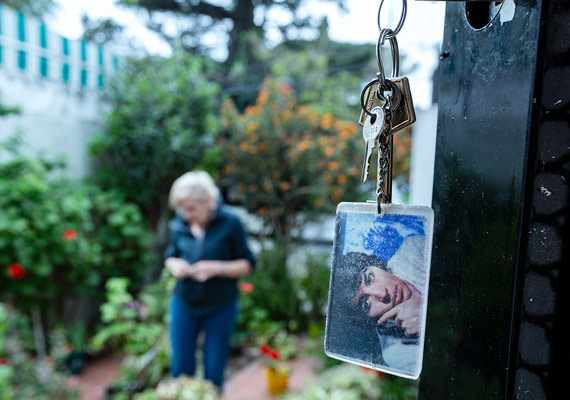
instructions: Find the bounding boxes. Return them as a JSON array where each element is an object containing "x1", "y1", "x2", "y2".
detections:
[{"x1": 226, "y1": 0, "x2": 257, "y2": 66}]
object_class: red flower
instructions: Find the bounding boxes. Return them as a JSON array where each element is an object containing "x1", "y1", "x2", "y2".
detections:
[
  {"x1": 259, "y1": 345, "x2": 271, "y2": 356},
  {"x1": 7, "y1": 263, "x2": 25, "y2": 280},
  {"x1": 62, "y1": 229, "x2": 77, "y2": 241},
  {"x1": 239, "y1": 282, "x2": 255, "y2": 293},
  {"x1": 269, "y1": 350, "x2": 280, "y2": 360},
  {"x1": 0, "y1": 357, "x2": 9, "y2": 366}
]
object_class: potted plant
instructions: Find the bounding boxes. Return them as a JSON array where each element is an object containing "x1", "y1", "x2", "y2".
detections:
[
  {"x1": 257, "y1": 329, "x2": 296, "y2": 396},
  {"x1": 259, "y1": 344, "x2": 291, "y2": 396}
]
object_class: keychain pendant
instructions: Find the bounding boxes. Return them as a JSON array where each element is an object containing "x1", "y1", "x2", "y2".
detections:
[{"x1": 325, "y1": 202, "x2": 434, "y2": 380}]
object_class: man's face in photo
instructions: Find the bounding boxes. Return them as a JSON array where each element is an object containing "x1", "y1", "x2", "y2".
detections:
[{"x1": 352, "y1": 266, "x2": 413, "y2": 318}]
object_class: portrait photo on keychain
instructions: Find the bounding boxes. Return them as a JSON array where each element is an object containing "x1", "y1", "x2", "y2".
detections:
[{"x1": 325, "y1": 203, "x2": 433, "y2": 379}]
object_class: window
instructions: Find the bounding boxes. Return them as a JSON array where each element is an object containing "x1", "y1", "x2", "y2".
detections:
[
  {"x1": 81, "y1": 40, "x2": 86, "y2": 61},
  {"x1": 40, "y1": 56, "x2": 48, "y2": 78},
  {"x1": 62, "y1": 37, "x2": 69, "y2": 56},
  {"x1": 17, "y1": 12, "x2": 25, "y2": 42},
  {"x1": 40, "y1": 24, "x2": 47, "y2": 48},
  {"x1": 80, "y1": 69, "x2": 87, "y2": 87},
  {"x1": 18, "y1": 50, "x2": 26, "y2": 70},
  {"x1": 62, "y1": 63, "x2": 69, "y2": 83}
]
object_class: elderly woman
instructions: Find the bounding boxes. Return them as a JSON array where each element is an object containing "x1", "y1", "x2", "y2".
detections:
[{"x1": 163, "y1": 171, "x2": 255, "y2": 388}]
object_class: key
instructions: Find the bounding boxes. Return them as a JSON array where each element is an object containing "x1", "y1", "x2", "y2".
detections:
[
  {"x1": 359, "y1": 77, "x2": 416, "y2": 134},
  {"x1": 361, "y1": 106, "x2": 385, "y2": 183}
]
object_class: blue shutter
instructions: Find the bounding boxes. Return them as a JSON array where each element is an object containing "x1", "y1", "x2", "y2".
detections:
[
  {"x1": 81, "y1": 69, "x2": 87, "y2": 87},
  {"x1": 62, "y1": 37, "x2": 69, "y2": 56},
  {"x1": 40, "y1": 56, "x2": 48, "y2": 77},
  {"x1": 17, "y1": 12, "x2": 25, "y2": 42},
  {"x1": 62, "y1": 63, "x2": 69, "y2": 83},
  {"x1": 81, "y1": 40, "x2": 86, "y2": 61},
  {"x1": 62, "y1": 37, "x2": 69, "y2": 83},
  {"x1": 17, "y1": 12, "x2": 26, "y2": 70},
  {"x1": 40, "y1": 23, "x2": 47, "y2": 48},
  {"x1": 18, "y1": 50, "x2": 26, "y2": 70}
]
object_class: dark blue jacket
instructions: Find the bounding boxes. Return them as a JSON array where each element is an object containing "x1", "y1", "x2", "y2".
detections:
[{"x1": 164, "y1": 204, "x2": 256, "y2": 312}]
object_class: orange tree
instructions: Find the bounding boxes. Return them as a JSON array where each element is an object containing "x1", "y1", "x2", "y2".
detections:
[{"x1": 219, "y1": 78, "x2": 372, "y2": 244}]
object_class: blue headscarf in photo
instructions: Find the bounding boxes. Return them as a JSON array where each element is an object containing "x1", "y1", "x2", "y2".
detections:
[{"x1": 363, "y1": 214, "x2": 425, "y2": 262}]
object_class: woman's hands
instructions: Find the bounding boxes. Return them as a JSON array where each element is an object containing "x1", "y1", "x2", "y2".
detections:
[
  {"x1": 165, "y1": 257, "x2": 193, "y2": 279},
  {"x1": 165, "y1": 258, "x2": 252, "y2": 282},
  {"x1": 191, "y1": 260, "x2": 222, "y2": 282}
]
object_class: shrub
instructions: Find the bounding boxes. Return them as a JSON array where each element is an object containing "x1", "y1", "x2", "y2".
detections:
[
  {"x1": 296, "y1": 252, "x2": 331, "y2": 324},
  {"x1": 91, "y1": 271, "x2": 173, "y2": 355},
  {"x1": 0, "y1": 303, "x2": 80, "y2": 400},
  {"x1": 238, "y1": 245, "x2": 302, "y2": 333},
  {"x1": 133, "y1": 376, "x2": 222, "y2": 400},
  {"x1": 90, "y1": 52, "x2": 222, "y2": 221},
  {"x1": 219, "y1": 77, "x2": 371, "y2": 243},
  {"x1": 0, "y1": 138, "x2": 153, "y2": 315}
]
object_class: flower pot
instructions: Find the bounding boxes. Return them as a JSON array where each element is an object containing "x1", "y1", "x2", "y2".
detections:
[{"x1": 265, "y1": 366, "x2": 289, "y2": 395}]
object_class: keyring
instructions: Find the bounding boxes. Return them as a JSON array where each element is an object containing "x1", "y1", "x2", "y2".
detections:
[
  {"x1": 377, "y1": 0, "x2": 407, "y2": 39},
  {"x1": 360, "y1": 78, "x2": 401, "y2": 117},
  {"x1": 376, "y1": 29, "x2": 400, "y2": 87}
]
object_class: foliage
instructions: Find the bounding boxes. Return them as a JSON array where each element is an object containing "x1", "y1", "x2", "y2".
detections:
[
  {"x1": 0, "y1": 303, "x2": 80, "y2": 400},
  {"x1": 0, "y1": 94, "x2": 19, "y2": 117},
  {"x1": 269, "y1": 40, "x2": 376, "y2": 121},
  {"x1": 91, "y1": 272, "x2": 173, "y2": 355},
  {"x1": 0, "y1": 138, "x2": 153, "y2": 313},
  {"x1": 1, "y1": 0, "x2": 55, "y2": 17},
  {"x1": 304, "y1": 335, "x2": 342, "y2": 371},
  {"x1": 258, "y1": 327, "x2": 297, "y2": 362},
  {"x1": 220, "y1": 77, "x2": 371, "y2": 242},
  {"x1": 82, "y1": 14, "x2": 124, "y2": 45},
  {"x1": 377, "y1": 374, "x2": 419, "y2": 400},
  {"x1": 296, "y1": 252, "x2": 331, "y2": 323},
  {"x1": 237, "y1": 245, "x2": 302, "y2": 333},
  {"x1": 90, "y1": 52, "x2": 222, "y2": 220},
  {"x1": 119, "y1": 0, "x2": 346, "y2": 65},
  {"x1": 269, "y1": 40, "x2": 413, "y2": 190},
  {"x1": 93, "y1": 270, "x2": 174, "y2": 393},
  {"x1": 284, "y1": 364, "x2": 382, "y2": 400},
  {"x1": 133, "y1": 376, "x2": 222, "y2": 400}
]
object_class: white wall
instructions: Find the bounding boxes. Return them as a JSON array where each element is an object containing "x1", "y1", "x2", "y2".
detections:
[
  {"x1": 410, "y1": 105, "x2": 438, "y2": 207},
  {"x1": 0, "y1": 4, "x2": 118, "y2": 178}
]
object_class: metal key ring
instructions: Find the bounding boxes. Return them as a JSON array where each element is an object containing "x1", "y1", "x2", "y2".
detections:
[
  {"x1": 360, "y1": 79, "x2": 380, "y2": 117},
  {"x1": 376, "y1": 29, "x2": 400, "y2": 85},
  {"x1": 378, "y1": 79, "x2": 401, "y2": 113},
  {"x1": 359, "y1": 78, "x2": 401, "y2": 117},
  {"x1": 377, "y1": 0, "x2": 407, "y2": 39}
]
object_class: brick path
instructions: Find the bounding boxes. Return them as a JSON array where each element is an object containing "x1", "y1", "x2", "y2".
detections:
[
  {"x1": 223, "y1": 356, "x2": 320, "y2": 400},
  {"x1": 67, "y1": 354, "x2": 124, "y2": 400},
  {"x1": 69, "y1": 354, "x2": 319, "y2": 400}
]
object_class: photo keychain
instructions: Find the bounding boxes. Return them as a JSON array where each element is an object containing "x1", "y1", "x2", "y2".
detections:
[{"x1": 324, "y1": 0, "x2": 434, "y2": 380}]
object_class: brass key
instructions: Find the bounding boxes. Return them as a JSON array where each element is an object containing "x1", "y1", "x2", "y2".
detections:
[{"x1": 359, "y1": 77, "x2": 416, "y2": 134}]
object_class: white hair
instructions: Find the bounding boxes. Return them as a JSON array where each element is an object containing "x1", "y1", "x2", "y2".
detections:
[{"x1": 168, "y1": 171, "x2": 220, "y2": 209}]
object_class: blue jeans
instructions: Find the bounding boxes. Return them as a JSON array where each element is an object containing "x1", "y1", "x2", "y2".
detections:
[{"x1": 170, "y1": 296, "x2": 238, "y2": 388}]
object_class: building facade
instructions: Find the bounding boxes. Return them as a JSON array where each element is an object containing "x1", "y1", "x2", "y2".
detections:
[{"x1": 0, "y1": 3, "x2": 119, "y2": 178}]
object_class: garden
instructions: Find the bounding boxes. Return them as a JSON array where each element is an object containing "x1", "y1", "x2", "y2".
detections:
[{"x1": 1, "y1": 1, "x2": 419, "y2": 399}]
